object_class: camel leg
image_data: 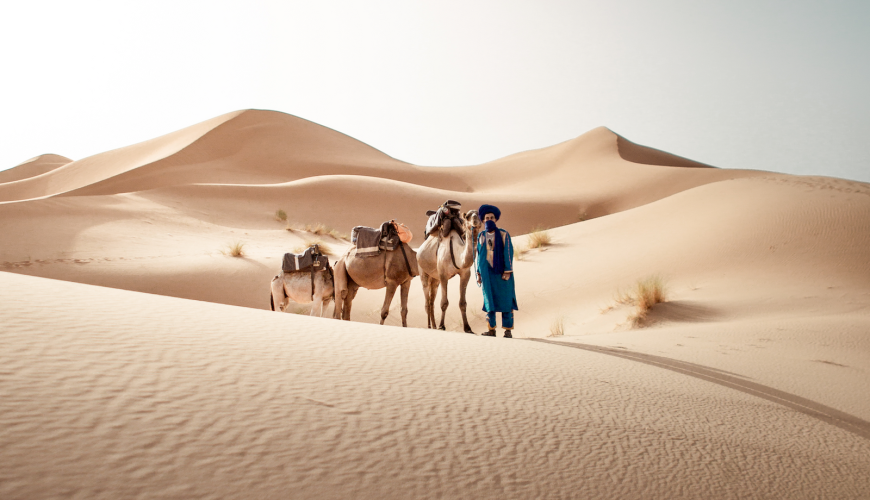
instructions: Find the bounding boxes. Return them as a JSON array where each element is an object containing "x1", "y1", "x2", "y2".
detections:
[
  {"x1": 343, "y1": 282, "x2": 359, "y2": 321},
  {"x1": 309, "y1": 292, "x2": 321, "y2": 317},
  {"x1": 427, "y1": 278, "x2": 440, "y2": 330},
  {"x1": 399, "y1": 279, "x2": 411, "y2": 328},
  {"x1": 420, "y1": 273, "x2": 431, "y2": 328},
  {"x1": 438, "y1": 277, "x2": 449, "y2": 330},
  {"x1": 458, "y1": 269, "x2": 473, "y2": 333},
  {"x1": 270, "y1": 275, "x2": 286, "y2": 312},
  {"x1": 322, "y1": 296, "x2": 332, "y2": 318},
  {"x1": 380, "y1": 281, "x2": 399, "y2": 325},
  {"x1": 333, "y1": 260, "x2": 348, "y2": 320}
]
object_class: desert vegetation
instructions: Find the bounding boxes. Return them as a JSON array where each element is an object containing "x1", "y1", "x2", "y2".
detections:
[
  {"x1": 515, "y1": 244, "x2": 530, "y2": 261},
  {"x1": 615, "y1": 275, "x2": 668, "y2": 327},
  {"x1": 224, "y1": 241, "x2": 246, "y2": 257},
  {"x1": 293, "y1": 239, "x2": 333, "y2": 256},
  {"x1": 275, "y1": 209, "x2": 287, "y2": 222},
  {"x1": 527, "y1": 226, "x2": 552, "y2": 249},
  {"x1": 286, "y1": 222, "x2": 348, "y2": 241},
  {"x1": 549, "y1": 316, "x2": 565, "y2": 337}
]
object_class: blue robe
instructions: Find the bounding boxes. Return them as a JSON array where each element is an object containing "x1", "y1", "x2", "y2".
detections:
[{"x1": 476, "y1": 229, "x2": 518, "y2": 313}]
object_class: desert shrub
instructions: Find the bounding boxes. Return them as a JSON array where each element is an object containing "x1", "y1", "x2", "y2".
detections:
[
  {"x1": 515, "y1": 244, "x2": 530, "y2": 261},
  {"x1": 635, "y1": 276, "x2": 666, "y2": 311},
  {"x1": 549, "y1": 317, "x2": 565, "y2": 337},
  {"x1": 293, "y1": 239, "x2": 333, "y2": 255},
  {"x1": 618, "y1": 276, "x2": 668, "y2": 327},
  {"x1": 327, "y1": 227, "x2": 350, "y2": 241},
  {"x1": 275, "y1": 209, "x2": 287, "y2": 222},
  {"x1": 304, "y1": 222, "x2": 328, "y2": 236},
  {"x1": 226, "y1": 241, "x2": 246, "y2": 257},
  {"x1": 527, "y1": 226, "x2": 552, "y2": 249},
  {"x1": 287, "y1": 222, "x2": 348, "y2": 241}
]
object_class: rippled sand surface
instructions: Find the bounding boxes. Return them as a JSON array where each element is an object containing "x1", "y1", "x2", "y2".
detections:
[{"x1": 3, "y1": 272, "x2": 869, "y2": 499}]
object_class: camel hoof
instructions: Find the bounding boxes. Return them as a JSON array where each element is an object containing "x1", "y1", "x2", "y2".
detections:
[
  {"x1": 438, "y1": 326, "x2": 446, "y2": 331},
  {"x1": 465, "y1": 328, "x2": 474, "y2": 334}
]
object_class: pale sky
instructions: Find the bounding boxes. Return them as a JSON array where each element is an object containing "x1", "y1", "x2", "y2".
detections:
[{"x1": 2, "y1": 1, "x2": 868, "y2": 182}]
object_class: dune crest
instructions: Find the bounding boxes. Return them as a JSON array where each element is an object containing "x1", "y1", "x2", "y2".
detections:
[
  {"x1": 0, "y1": 111, "x2": 244, "y2": 202},
  {"x1": 615, "y1": 133, "x2": 716, "y2": 168},
  {"x1": 0, "y1": 154, "x2": 73, "y2": 184}
]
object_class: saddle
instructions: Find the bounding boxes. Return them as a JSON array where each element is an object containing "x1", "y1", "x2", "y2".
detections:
[
  {"x1": 351, "y1": 221, "x2": 402, "y2": 257},
  {"x1": 281, "y1": 244, "x2": 332, "y2": 301},
  {"x1": 425, "y1": 200, "x2": 464, "y2": 238},
  {"x1": 282, "y1": 245, "x2": 330, "y2": 273},
  {"x1": 350, "y1": 221, "x2": 415, "y2": 276}
]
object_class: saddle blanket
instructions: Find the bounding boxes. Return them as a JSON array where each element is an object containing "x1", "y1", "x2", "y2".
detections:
[
  {"x1": 352, "y1": 221, "x2": 402, "y2": 257},
  {"x1": 282, "y1": 247, "x2": 330, "y2": 273},
  {"x1": 352, "y1": 225, "x2": 383, "y2": 257}
]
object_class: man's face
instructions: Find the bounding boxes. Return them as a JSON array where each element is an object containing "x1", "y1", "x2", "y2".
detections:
[{"x1": 484, "y1": 213, "x2": 496, "y2": 222}]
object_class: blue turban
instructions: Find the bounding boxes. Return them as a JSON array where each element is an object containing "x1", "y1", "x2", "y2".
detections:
[{"x1": 478, "y1": 204, "x2": 501, "y2": 221}]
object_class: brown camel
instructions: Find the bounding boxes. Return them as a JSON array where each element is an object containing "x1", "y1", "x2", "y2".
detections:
[
  {"x1": 333, "y1": 242, "x2": 419, "y2": 326},
  {"x1": 417, "y1": 210, "x2": 482, "y2": 332}
]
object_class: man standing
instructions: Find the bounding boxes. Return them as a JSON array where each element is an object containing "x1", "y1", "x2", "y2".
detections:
[{"x1": 475, "y1": 204, "x2": 518, "y2": 338}]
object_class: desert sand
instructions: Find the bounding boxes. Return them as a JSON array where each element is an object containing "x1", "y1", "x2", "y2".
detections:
[{"x1": 2, "y1": 109, "x2": 869, "y2": 498}]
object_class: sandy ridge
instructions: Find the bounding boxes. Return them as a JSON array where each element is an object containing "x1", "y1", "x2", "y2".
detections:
[{"x1": 0, "y1": 154, "x2": 73, "y2": 184}]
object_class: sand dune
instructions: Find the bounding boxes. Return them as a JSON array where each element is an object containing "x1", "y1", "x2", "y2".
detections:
[
  {"x1": 615, "y1": 134, "x2": 715, "y2": 168},
  {"x1": 0, "y1": 153, "x2": 72, "y2": 183},
  {"x1": 1, "y1": 110, "x2": 762, "y2": 221},
  {"x1": 0, "y1": 111, "x2": 243, "y2": 202},
  {"x1": 2, "y1": 109, "x2": 870, "y2": 497}
]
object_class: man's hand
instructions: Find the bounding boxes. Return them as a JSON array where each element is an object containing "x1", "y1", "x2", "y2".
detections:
[
  {"x1": 476, "y1": 273, "x2": 482, "y2": 285},
  {"x1": 502, "y1": 272, "x2": 510, "y2": 281}
]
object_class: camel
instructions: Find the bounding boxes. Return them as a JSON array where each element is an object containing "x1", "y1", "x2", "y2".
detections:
[
  {"x1": 270, "y1": 269, "x2": 334, "y2": 317},
  {"x1": 417, "y1": 210, "x2": 482, "y2": 332},
  {"x1": 332, "y1": 242, "x2": 419, "y2": 326}
]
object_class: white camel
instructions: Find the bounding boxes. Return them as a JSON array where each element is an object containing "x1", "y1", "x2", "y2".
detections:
[
  {"x1": 417, "y1": 209, "x2": 483, "y2": 332},
  {"x1": 270, "y1": 269, "x2": 334, "y2": 317}
]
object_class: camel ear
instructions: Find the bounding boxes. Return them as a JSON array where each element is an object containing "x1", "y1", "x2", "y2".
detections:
[{"x1": 426, "y1": 210, "x2": 437, "y2": 216}]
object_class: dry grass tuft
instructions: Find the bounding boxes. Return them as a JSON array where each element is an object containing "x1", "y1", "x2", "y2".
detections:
[
  {"x1": 549, "y1": 317, "x2": 565, "y2": 337},
  {"x1": 275, "y1": 209, "x2": 287, "y2": 222},
  {"x1": 287, "y1": 222, "x2": 348, "y2": 241},
  {"x1": 515, "y1": 244, "x2": 530, "y2": 261},
  {"x1": 527, "y1": 226, "x2": 552, "y2": 249},
  {"x1": 293, "y1": 239, "x2": 334, "y2": 255},
  {"x1": 616, "y1": 276, "x2": 667, "y2": 328},
  {"x1": 305, "y1": 222, "x2": 327, "y2": 235},
  {"x1": 225, "y1": 241, "x2": 246, "y2": 257}
]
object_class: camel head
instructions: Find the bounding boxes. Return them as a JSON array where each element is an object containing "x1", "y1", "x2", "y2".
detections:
[{"x1": 463, "y1": 209, "x2": 482, "y2": 235}]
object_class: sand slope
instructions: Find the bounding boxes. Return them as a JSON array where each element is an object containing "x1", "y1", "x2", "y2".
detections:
[
  {"x1": 1, "y1": 110, "x2": 763, "y2": 233},
  {"x1": 0, "y1": 111, "x2": 244, "y2": 202},
  {"x1": 2, "y1": 271, "x2": 869, "y2": 499},
  {"x1": 0, "y1": 154, "x2": 72, "y2": 183}
]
